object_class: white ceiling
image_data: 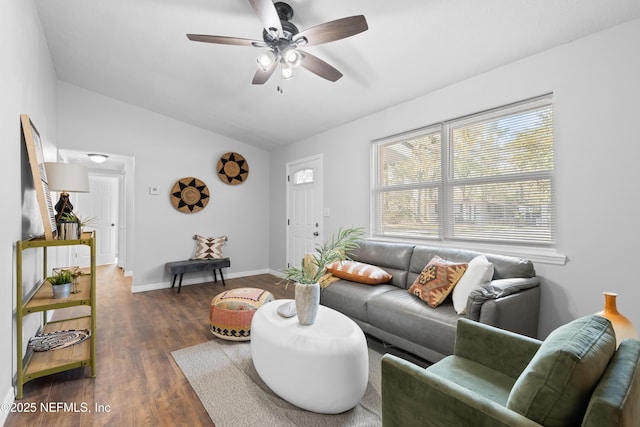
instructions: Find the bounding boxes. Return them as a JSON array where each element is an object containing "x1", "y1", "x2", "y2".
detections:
[{"x1": 35, "y1": 0, "x2": 640, "y2": 150}]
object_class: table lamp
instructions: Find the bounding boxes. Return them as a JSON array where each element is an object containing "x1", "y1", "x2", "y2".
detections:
[{"x1": 44, "y1": 162, "x2": 90, "y2": 222}]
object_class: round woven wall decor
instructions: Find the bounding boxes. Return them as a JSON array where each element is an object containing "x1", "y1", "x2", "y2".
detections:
[
  {"x1": 217, "y1": 152, "x2": 249, "y2": 185},
  {"x1": 171, "y1": 177, "x2": 210, "y2": 213}
]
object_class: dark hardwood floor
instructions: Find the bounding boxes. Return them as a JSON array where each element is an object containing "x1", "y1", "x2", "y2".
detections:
[{"x1": 6, "y1": 265, "x2": 294, "y2": 427}]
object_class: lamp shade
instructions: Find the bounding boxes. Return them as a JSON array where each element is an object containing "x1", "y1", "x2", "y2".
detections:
[{"x1": 44, "y1": 162, "x2": 90, "y2": 193}]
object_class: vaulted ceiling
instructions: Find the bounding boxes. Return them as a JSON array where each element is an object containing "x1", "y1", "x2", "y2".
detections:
[{"x1": 35, "y1": 0, "x2": 640, "y2": 150}]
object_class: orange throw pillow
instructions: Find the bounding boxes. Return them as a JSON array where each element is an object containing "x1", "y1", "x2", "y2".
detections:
[
  {"x1": 408, "y1": 256, "x2": 468, "y2": 307},
  {"x1": 326, "y1": 260, "x2": 392, "y2": 285}
]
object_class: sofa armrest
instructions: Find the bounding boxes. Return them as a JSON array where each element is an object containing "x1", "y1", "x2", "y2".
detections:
[
  {"x1": 582, "y1": 339, "x2": 640, "y2": 427},
  {"x1": 454, "y1": 318, "x2": 542, "y2": 379},
  {"x1": 381, "y1": 354, "x2": 542, "y2": 427},
  {"x1": 466, "y1": 278, "x2": 540, "y2": 338}
]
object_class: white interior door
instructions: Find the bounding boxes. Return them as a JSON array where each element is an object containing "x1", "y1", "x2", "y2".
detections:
[
  {"x1": 287, "y1": 155, "x2": 323, "y2": 269},
  {"x1": 75, "y1": 175, "x2": 119, "y2": 266}
]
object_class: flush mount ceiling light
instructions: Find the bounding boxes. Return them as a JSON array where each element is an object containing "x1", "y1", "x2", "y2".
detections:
[
  {"x1": 186, "y1": 1, "x2": 368, "y2": 85},
  {"x1": 88, "y1": 154, "x2": 109, "y2": 164}
]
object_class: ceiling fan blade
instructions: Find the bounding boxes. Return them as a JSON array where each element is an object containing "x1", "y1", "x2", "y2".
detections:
[
  {"x1": 294, "y1": 15, "x2": 368, "y2": 46},
  {"x1": 187, "y1": 34, "x2": 265, "y2": 47},
  {"x1": 248, "y1": 0, "x2": 283, "y2": 38},
  {"x1": 252, "y1": 60, "x2": 278, "y2": 85},
  {"x1": 300, "y1": 51, "x2": 343, "y2": 82}
]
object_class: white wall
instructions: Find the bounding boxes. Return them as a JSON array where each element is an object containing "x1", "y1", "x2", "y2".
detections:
[
  {"x1": 1, "y1": 0, "x2": 58, "y2": 416},
  {"x1": 56, "y1": 83, "x2": 271, "y2": 290},
  {"x1": 270, "y1": 18, "x2": 640, "y2": 339}
]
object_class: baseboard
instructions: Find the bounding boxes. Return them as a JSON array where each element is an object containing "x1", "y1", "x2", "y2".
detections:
[
  {"x1": 268, "y1": 268, "x2": 285, "y2": 278},
  {"x1": 0, "y1": 386, "x2": 14, "y2": 425},
  {"x1": 130, "y1": 269, "x2": 271, "y2": 293}
]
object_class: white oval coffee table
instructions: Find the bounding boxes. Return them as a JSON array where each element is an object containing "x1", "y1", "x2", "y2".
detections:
[{"x1": 250, "y1": 299, "x2": 368, "y2": 414}]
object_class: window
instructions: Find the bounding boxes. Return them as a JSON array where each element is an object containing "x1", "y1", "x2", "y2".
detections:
[
  {"x1": 373, "y1": 95, "x2": 554, "y2": 247},
  {"x1": 293, "y1": 168, "x2": 314, "y2": 185}
]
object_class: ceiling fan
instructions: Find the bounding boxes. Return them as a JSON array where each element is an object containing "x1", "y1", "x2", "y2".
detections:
[{"x1": 187, "y1": 0, "x2": 368, "y2": 84}]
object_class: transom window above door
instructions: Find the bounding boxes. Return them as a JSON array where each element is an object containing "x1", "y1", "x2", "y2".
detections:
[{"x1": 293, "y1": 168, "x2": 314, "y2": 185}]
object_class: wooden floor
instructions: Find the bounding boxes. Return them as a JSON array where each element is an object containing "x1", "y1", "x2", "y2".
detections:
[{"x1": 6, "y1": 265, "x2": 295, "y2": 427}]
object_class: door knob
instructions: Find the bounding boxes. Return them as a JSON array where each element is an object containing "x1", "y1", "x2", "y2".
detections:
[{"x1": 313, "y1": 232, "x2": 319, "y2": 237}]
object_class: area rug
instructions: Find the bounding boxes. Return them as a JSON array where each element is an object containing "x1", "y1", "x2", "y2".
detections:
[{"x1": 171, "y1": 339, "x2": 382, "y2": 427}]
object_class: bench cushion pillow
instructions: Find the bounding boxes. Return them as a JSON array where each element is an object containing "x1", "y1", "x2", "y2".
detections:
[
  {"x1": 506, "y1": 315, "x2": 616, "y2": 427},
  {"x1": 193, "y1": 235, "x2": 227, "y2": 259}
]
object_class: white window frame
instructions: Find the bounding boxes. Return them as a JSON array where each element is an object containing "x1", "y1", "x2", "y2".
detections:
[{"x1": 371, "y1": 95, "x2": 566, "y2": 265}]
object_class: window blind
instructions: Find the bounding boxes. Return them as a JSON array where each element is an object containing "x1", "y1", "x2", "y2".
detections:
[{"x1": 372, "y1": 95, "x2": 555, "y2": 246}]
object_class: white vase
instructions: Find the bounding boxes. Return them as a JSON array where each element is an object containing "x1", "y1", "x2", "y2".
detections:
[
  {"x1": 295, "y1": 282, "x2": 320, "y2": 325},
  {"x1": 52, "y1": 283, "x2": 71, "y2": 299}
]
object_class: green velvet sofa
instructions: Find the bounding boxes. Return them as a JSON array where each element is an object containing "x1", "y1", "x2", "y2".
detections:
[{"x1": 382, "y1": 316, "x2": 640, "y2": 427}]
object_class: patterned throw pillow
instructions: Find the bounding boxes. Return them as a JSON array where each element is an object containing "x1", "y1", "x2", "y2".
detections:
[
  {"x1": 192, "y1": 235, "x2": 227, "y2": 259},
  {"x1": 408, "y1": 256, "x2": 468, "y2": 307},
  {"x1": 326, "y1": 260, "x2": 393, "y2": 285}
]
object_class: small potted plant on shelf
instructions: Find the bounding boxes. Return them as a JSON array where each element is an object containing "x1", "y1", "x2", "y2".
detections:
[
  {"x1": 49, "y1": 270, "x2": 73, "y2": 299},
  {"x1": 281, "y1": 227, "x2": 364, "y2": 325},
  {"x1": 60, "y1": 212, "x2": 96, "y2": 239}
]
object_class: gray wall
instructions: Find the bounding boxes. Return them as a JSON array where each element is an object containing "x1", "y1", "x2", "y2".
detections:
[
  {"x1": 56, "y1": 83, "x2": 272, "y2": 290},
  {"x1": 2, "y1": 0, "x2": 58, "y2": 416},
  {"x1": 270, "y1": 18, "x2": 640, "y2": 339}
]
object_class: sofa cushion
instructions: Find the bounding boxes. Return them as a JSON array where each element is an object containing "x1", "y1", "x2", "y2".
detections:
[
  {"x1": 320, "y1": 280, "x2": 397, "y2": 323},
  {"x1": 348, "y1": 240, "x2": 414, "y2": 288},
  {"x1": 326, "y1": 260, "x2": 392, "y2": 285},
  {"x1": 506, "y1": 315, "x2": 616, "y2": 427},
  {"x1": 452, "y1": 255, "x2": 494, "y2": 314},
  {"x1": 428, "y1": 355, "x2": 518, "y2": 406},
  {"x1": 408, "y1": 256, "x2": 468, "y2": 308},
  {"x1": 367, "y1": 289, "x2": 460, "y2": 356}
]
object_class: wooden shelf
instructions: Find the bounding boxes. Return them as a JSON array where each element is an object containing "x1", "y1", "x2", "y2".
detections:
[
  {"x1": 24, "y1": 274, "x2": 92, "y2": 313},
  {"x1": 16, "y1": 233, "x2": 96, "y2": 399},
  {"x1": 24, "y1": 317, "x2": 92, "y2": 380}
]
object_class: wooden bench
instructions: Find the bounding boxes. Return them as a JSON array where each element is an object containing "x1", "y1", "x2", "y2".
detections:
[{"x1": 164, "y1": 258, "x2": 231, "y2": 293}]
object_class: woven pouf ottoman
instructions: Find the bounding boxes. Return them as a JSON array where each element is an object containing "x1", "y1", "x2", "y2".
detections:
[{"x1": 209, "y1": 288, "x2": 274, "y2": 341}]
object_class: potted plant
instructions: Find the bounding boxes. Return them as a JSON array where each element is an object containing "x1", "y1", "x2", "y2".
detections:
[
  {"x1": 49, "y1": 269, "x2": 73, "y2": 299},
  {"x1": 59, "y1": 212, "x2": 96, "y2": 239},
  {"x1": 281, "y1": 227, "x2": 364, "y2": 325}
]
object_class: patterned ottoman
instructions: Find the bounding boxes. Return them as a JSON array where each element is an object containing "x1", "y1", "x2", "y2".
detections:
[{"x1": 209, "y1": 288, "x2": 274, "y2": 341}]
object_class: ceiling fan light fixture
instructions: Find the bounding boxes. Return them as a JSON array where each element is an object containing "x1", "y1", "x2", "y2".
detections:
[
  {"x1": 281, "y1": 63, "x2": 294, "y2": 80},
  {"x1": 282, "y1": 48, "x2": 301, "y2": 68},
  {"x1": 257, "y1": 50, "x2": 277, "y2": 71}
]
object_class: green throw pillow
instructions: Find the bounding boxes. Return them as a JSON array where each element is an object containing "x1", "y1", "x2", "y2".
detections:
[{"x1": 506, "y1": 315, "x2": 616, "y2": 426}]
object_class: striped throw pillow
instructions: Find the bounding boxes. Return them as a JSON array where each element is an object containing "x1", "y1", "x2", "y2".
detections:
[{"x1": 326, "y1": 260, "x2": 392, "y2": 285}]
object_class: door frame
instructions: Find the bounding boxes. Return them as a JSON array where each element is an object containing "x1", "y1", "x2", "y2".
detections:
[
  {"x1": 285, "y1": 153, "x2": 324, "y2": 269},
  {"x1": 71, "y1": 171, "x2": 122, "y2": 267}
]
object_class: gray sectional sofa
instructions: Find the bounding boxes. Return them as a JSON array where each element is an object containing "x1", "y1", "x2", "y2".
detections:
[{"x1": 320, "y1": 240, "x2": 541, "y2": 363}]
